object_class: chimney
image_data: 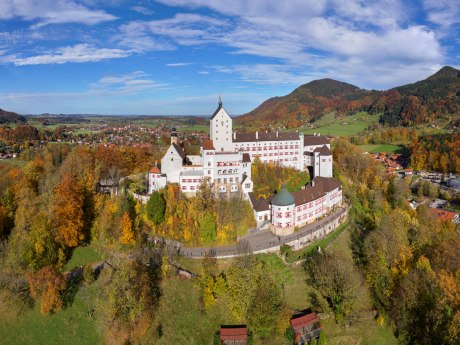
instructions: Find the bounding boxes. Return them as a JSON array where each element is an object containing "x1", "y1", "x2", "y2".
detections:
[
  {"x1": 233, "y1": 132, "x2": 236, "y2": 140},
  {"x1": 256, "y1": 131, "x2": 258, "y2": 139},
  {"x1": 311, "y1": 179, "x2": 315, "y2": 187}
]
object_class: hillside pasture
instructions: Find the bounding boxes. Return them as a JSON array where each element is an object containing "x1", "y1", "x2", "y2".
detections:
[{"x1": 301, "y1": 112, "x2": 380, "y2": 137}]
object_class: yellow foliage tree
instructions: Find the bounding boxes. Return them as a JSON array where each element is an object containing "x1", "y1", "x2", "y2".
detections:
[{"x1": 120, "y1": 211, "x2": 135, "y2": 245}]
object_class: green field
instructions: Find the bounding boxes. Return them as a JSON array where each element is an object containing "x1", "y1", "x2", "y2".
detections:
[
  {"x1": 0, "y1": 230, "x2": 397, "y2": 345},
  {"x1": 63, "y1": 246, "x2": 103, "y2": 272},
  {"x1": 300, "y1": 112, "x2": 381, "y2": 137},
  {"x1": 358, "y1": 144, "x2": 402, "y2": 154},
  {"x1": 286, "y1": 221, "x2": 349, "y2": 263},
  {"x1": 0, "y1": 284, "x2": 102, "y2": 345}
]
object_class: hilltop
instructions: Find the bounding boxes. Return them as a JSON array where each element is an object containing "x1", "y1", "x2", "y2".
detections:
[
  {"x1": 237, "y1": 66, "x2": 460, "y2": 128},
  {"x1": 0, "y1": 108, "x2": 27, "y2": 124}
]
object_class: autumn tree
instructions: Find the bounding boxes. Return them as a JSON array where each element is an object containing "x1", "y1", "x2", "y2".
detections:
[
  {"x1": 119, "y1": 211, "x2": 135, "y2": 245},
  {"x1": 26, "y1": 265, "x2": 68, "y2": 315},
  {"x1": 304, "y1": 251, "x2": 360, "y2": 322},
  {"x1": 226, "y1": 254, "x2": 263, "y2": 320},
  {"x1": 247, "y1": 274, "x2": 282, "y2": 337},
  {"x1": 103, "y1": 256, "x2": 161, "y2": 343},
  {"x1": 53, "y1": 172, "x2": 85, "y2": 248}
]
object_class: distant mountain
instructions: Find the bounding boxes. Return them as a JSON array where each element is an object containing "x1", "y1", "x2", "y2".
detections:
[
  {"x1": 237, "y1": 66, "x2": 460, "y2": 128},
  {"x1": 0, "y1": 108, "x2": 27, "y2": 124}
]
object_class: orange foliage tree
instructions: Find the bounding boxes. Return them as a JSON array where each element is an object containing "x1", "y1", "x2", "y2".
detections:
[
  {"x1": 53, "y1": 172, "x2": 85, "y2": 248},
  {"x1": 26, "y1": 265, "x2": 68, "y2": 315}
]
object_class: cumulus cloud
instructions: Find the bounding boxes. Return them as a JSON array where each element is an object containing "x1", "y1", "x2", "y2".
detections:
[
  {"x1": 2, "y1": 44, "x2": 130, "y2": 65},
  {"x1": 0, "y1": 0, "x2": 117, "y2": 27}
]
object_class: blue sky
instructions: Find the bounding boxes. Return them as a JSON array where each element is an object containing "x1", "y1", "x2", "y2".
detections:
[{"x1": 0, "y1": 0, "x2": 459, "y2": 115}]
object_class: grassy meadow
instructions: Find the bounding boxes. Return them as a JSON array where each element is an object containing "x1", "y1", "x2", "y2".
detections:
[
  {"x1": 301, "y1": 112, "x2": 380, "y2": 137},
  {"x1": 0, "y1": 229, "x2": 397, "y2": 345},
  {"x1": 358, "y1": 144, "x2": 403, "y2": 154}
]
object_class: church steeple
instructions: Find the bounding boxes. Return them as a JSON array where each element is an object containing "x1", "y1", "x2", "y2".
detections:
[{"x1": 218, "y1": 94, "x2": 222, "y2": 107}]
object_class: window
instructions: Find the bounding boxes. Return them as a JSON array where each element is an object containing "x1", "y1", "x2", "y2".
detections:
[
  {"x1": 170, "y1": 158, "x2": 173, "y2": 162},
  {"x1": 245, "y1": 183, "x2": 251, "y2": 188},
  {"x1": 208, "y1": 170, "x2": 211, "y2": 174},
  {"x1": 230, "y1": 177, "x2": 233, "y2": 183}
]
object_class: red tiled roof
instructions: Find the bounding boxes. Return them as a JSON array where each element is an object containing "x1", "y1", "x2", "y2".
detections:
[
  {"x1": 202, "y1": 139, "x2": 215, "y2": 150},
  {"x1": 428, "y1": 208, "x2": 458, "y2": 222},
  {"x1": 290, "y1": 313, "x2": 319, "y2": 329},
  {"x1": 220, "y1": 327, "x2": 248, "y2": 340},
  {"x1": 148, "y1": 166, "x2": 161, "y2": 174}
]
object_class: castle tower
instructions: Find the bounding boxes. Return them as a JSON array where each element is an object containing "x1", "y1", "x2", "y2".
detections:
[
  {"x1": 271, "y1": 182, "x2": 296, "y2": 235},
  {"x1": 210, "y1": 96, "x2": 233, "y2": 152},
  {"x1": 170, "y1": 127, "x2": 179, "y2": 145}
]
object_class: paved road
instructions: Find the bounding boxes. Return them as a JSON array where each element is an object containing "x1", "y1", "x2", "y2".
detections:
[{"x1": 178, "y1": 206, "x2": 349, "y2": 258}]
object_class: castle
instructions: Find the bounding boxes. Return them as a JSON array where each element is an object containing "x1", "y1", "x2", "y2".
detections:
[{"x1": 148, "y1": 99, "x2": 342, "y2": 234}]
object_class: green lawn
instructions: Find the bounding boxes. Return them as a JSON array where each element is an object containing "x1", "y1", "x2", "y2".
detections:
[
  {"x1": 358, "y1": 144, "x2": 402, "y2": 154},
  {"x1": 0, "y1": 284, "x2": 102, "y2": 345},
  {"x1": 178, "y1": 124, "x2": 209, "y2": 132},
  {"x1": 286, "y1": 221, "x2": 350, "y2": 263},
  {"x1": 300, "y1": 112, "x2": 380, "y2": 137},
  {"x1": 63, "y1": 246, "x2": 103, "y2": 272}
]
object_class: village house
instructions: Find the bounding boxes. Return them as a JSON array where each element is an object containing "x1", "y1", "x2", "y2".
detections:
[
  {"x1": 428, "y1": 208, "x2": 460, "y2": 224},
  {"x1": 219, "y1": 326, "x2": 248, "y2": 345},
  {"x1": 290, "y1": 312, "x2": 322, "y2": 344}
]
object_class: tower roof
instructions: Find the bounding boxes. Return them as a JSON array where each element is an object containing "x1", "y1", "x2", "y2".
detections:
[
  {"x1": 271, "y1": 183, "x2": 295, "y2": 207},
  {"x1": 210, "y1": 96, "x2": 225, "y2": 120}
]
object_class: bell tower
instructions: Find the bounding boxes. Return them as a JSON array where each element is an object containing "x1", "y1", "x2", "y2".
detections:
[{"x1": 210, "y1": 96, "x2": 233, "y2": 152}]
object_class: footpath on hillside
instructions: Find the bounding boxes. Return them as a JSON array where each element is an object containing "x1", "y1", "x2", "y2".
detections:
[{"x1": 178, "y1": 205, "x2": 349, "y2": 258}]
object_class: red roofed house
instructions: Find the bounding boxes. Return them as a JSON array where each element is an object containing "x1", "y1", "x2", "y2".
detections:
[
  {"x1": 290, "y1": 312, "x2": 322, "y2": 344},
  {"x1": 429, "y1": 208, "x2": 460, "y2": 224},
  {"x1": 219, "y1": 326, "x2": 248, "y2": 345}
]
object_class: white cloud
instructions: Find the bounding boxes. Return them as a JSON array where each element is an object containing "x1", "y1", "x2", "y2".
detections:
[
  {"x1": 90, "y1": 71, "x2": 169, "y2": 94},
  {"x1": 155, "y1": 0, "x2": 327, "y2": 19},
  {"x1": 166, "y1": 62, "x2": 193, "y2": 66},
  {"x1": 423, "y1": 0, "x2": 460, "y2": 27},
  {"x1": 131, "y1": 6, "x2": 154, "y2": 15},
  {"x1": 2, "y1": 44, "x2": 130, "y2": 65},
  {"x1": 0, "y1": 0, "x2": 117, "y2": 27}
]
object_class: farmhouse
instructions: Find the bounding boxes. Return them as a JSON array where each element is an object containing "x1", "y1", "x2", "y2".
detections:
[
  {"x1": 290, "y1": 312, "x2": 322, "y2": 344},
  {"x1": 148, "y1": 99, "x2": 342, "y2": 233}
]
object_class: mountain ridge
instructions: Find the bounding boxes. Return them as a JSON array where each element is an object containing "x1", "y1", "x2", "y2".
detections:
[
  {"x1": 236, "y1": 66, "x2": 460, "y2": 128},
  {"x1": 0, "y1": 108, "x2": 27, "y2": 124}
]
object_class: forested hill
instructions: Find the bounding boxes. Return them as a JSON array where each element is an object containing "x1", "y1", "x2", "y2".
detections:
[
  {"x1": 236, "y1": 66, "x2": 460, "y2": 128},
  {"x1": 0, "y1": 108, "x2": 27, "y2": 124}
]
